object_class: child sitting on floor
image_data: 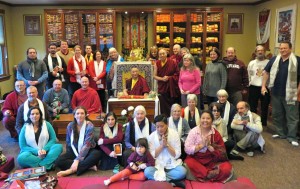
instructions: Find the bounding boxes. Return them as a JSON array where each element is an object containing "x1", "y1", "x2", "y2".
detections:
[{"x1": 104, "y1": 138, "x2": 155, "y2": 185}]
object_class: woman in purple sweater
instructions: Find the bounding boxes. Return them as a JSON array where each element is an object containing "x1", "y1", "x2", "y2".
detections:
[{"x1": 179, "y1": 54, "x2": 201, "y2": 108}]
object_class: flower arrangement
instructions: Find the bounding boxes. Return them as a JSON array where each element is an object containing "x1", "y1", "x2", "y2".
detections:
[
  {"x1": 147, "y1": 91, "x2": 158, "y2": 99},
  {"x1": 118, "y1": 106, "x2": 135, "y2": 128}
]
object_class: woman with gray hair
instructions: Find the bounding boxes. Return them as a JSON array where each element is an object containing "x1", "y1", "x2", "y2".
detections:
[
  {"x1": 217, "y1": 89, "x2": 236, "y2": 139},
  {"x1": 123, "y1": 105, "x2": 156, "y2": 166},
  {"x1": 181, "y1": 94, "x2": 201, "y2": 129},
  {"x1": 179, "y1": 54, "x2": 201, "y2": 108}
]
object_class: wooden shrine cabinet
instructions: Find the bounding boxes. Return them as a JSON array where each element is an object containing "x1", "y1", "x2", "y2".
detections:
[
  {"x1": 154, "y1": 8, "x2": 223, "y2": 66},
  {"x1": 44, "y1": 9, "x2": 116, "y2": 59}
]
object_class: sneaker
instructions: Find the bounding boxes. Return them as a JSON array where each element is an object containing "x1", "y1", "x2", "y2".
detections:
[
  {"x1": 170, "y1": 180, "x2": 186, "y2": 189},
  {"x1": 104, "y1": 179, "x2": 110, "y2": 186},
  {"x1": 228, "y1": 153, "x2": 244, "y2": 161},
  {"x1": 272, "y1": 134, "x2": 286, "y2": 139},
  {"x1": 247, "y1": 151, "x2": 254, "y2": 157},
  {"x1": 113, "y1": 164, "x2": 120, "y2": 174},
  {"x1": 291, "y1": 141, "x2": 299, "y2": 147}
]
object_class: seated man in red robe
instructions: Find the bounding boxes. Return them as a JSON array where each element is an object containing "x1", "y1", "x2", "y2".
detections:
[
  {"x1": 71, "y1": 76, "x2": 102, "y2": 114},
  {"x1": 123, "y1": 67, "x2": 150, "y2": 97},
  {"x1": 2, "y1": 80, "x2": 27, "y2": 141}
]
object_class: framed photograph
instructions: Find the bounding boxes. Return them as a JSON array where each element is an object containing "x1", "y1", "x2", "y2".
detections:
[
  {"x1": 275, "y1": 4, "x2": 297, "y2": 47},
  {"x1": 227, "y1": 13, "x2": 244, "y2": 34},
  {"x1": 23, "y1": 14, "x2": 42, "y2": 35}
]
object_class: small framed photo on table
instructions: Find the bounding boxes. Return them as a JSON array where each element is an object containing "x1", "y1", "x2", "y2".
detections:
[
  {"x1": 23, "y1": 14, "x2": 42, "y2": 35},
  {"x1": 227, "y1": 13, "x2": 244, "y2": 34}
]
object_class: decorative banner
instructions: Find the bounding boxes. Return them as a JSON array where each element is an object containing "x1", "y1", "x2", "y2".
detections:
[{"x1": 256, "y1": 9, "x2": 270, "y2": 44}]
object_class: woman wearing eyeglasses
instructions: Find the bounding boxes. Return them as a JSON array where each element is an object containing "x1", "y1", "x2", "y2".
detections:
[{"x1": 209, "y1": 102, "x2": 244, "y2": 161}]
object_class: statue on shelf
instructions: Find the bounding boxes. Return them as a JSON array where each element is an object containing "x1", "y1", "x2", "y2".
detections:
[{"x1": 127, "y1": 40, "x2": 144, "y2": 61}]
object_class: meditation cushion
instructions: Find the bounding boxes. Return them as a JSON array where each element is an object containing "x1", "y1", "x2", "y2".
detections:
[
  {"x1": 0, "y1": 156, "x2": 14, "y2": 173},
  {"x1": 140, "y1": 180, "x2": 174, "y2": 189}
]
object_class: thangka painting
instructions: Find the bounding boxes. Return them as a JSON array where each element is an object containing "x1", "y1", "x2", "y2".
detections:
[{"x1": 114, "y1": 61, "x2": 153, "y2": 92}]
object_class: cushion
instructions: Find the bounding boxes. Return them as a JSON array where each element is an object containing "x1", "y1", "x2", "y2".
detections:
[
  {"x1": 0, "y1": 156, "x2": 14, "y2": 173},
  {"x1": 140, "y1": 180, "x2": 174, "y2": 189}
]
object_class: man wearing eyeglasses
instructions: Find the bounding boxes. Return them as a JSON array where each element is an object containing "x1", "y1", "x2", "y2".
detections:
[{"x1": 1, "y1": 80, "x2": 27, "y2": 142}]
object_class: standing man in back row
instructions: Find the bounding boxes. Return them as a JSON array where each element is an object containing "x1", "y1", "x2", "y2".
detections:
[
  {"x1": 17, "y1": 47, "x2": 48, "y2": 99},
  {"x1": 262, "y1": 42, "x2": 300, "y2": 146},
  {"x1": 247, "y1": 45, "x2": 270, "y2": 127},
  {"x1": 223, "y1": 47, "x2": 248, "y2": 106}
]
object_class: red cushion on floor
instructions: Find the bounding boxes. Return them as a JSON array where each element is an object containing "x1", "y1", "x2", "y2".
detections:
[
  {"x1": 0, "y1": 156, "x2": 14, "y2": 173},
  {"x1": 130, "y1": 180, "x2": 193, "y2": 189},
  {"x1": 140, "y1": 180, "x2": 173, "y2": 189},
  {"x1": 57, "y1": 177, "x2": 129, "y2": 189}
]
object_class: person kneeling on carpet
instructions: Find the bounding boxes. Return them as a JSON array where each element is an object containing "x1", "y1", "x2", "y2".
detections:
[
  {"x1": 56, "y1": 106, "x2": 102, "y2": 177},
  {"x1": 17, "y1": 106, "x2": 63, "y2": 171},
  {"x1": 104, "y1": 138, "x2": 155, "y2": 185}
]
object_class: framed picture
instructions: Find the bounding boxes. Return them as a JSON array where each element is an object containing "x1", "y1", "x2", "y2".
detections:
[
  {"x1": 227, "y1": 13, "x2": 244, "y2": 34},
  {"x1": 23, "y1": 14, "x2": 42, "y2": 35},
  {"x1": 275, "y1": 4, "x2": 297, "y2": 47}
]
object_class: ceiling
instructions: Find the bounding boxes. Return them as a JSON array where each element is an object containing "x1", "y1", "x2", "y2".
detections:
[{"x1": 0, "y1": 0, "x2": 269, "y2": 6}]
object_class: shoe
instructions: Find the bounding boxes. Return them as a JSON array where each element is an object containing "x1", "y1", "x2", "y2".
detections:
[
  {"x1": 231, "y1": 149, "x2": 240, "y2": 155},
  {"x1": 228, "y1": 153, "x2": 244, "y2": 161},
  {"x1": 291, "y1": 141, "x2": 299, "y2": 147},
  {"x1": 272, "y1": 134, "x2": 286, "y2": 139},
  {"x1": 247, "y1": 151, "x2": 254, "y2": 157},
  {"x1": 113, "y1": 164, "x2": 120, "y2": 174},
  {"x1": 170, "y1": 180, "x2": 185, "y2": 189},
  {"x1": 104, "y1": 179, "x2": 110, "y2": 186}
]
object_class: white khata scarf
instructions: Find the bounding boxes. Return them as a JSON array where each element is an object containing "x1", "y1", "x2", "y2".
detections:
[
  {"x1": 218, "y1": 100, "x2": 230, "y2": 127},
  {"x1": 184, "y1": 107, "x2": 200, "y2": 126},
  {"x1": 269, "y1": 53, "x2": 298, "y2": 103},
  {"x1": 134, "y1": 117, "x2": 150, "y2": 141},
  {"x1": 25, "y1": 120, "x2": 49, "y2": 150},
  {"x1": 23, "y1": 99, "x2": 45, "y2": 121},
  {"x1": 71, "y1": 120, "x2": 86, "y2": 157},
  {"x1": 103, "y1": 123, "x2": 118, "y2": 139},
  {"x1": 73, "y1": 55, "x2": 87, "y2": 84},
  {"x1": 168, "y1": 117, "x2": 182, "y2": 138},
  {"x1": 94, "y1": 60, "x2": 104, "y2": 89},
  {"x1": 48, "y1": 53, "x2": 65, "y2": 82}
]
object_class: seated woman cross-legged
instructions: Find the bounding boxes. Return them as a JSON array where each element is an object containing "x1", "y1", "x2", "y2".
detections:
[
  {"x1": 98, "y1": 112, "x2": 124, "y2": 173},
  {"x1": 56, "y1": 106, "x2": 102, "y2": 177},
  {"x1": 17, "y1": 107, "x2": 63, "y2": 171},
  {"x1": 184, "y1": 110, "x2": 233, "y2": 183},
  {"x1": 144, "y1": 115, "x2": 187, "y2": 188}
]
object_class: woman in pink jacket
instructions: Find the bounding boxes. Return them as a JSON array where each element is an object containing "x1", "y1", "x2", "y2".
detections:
[{"x1": 179, "y1": 54, "x2": 201, "y2": 108}]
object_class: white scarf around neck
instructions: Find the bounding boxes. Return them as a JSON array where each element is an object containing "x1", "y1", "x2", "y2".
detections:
[
  {"x1": 25, "y1": 120, "x2": 49, "y2": 150},
  {"x1": 73, "y1": 55, "x2": 87, "y2": 84},
  {"x1": 168, "y1": 117, "x2": 182, "y2": 139},
  {"x1": 218, "y1": 100, "x2": 230, "y2": 126},
  {"x1": 23, "y1": 99, "x2": 45, "y2": 122},
  {"x1": 269, "y1": 53, "x2": 298, "y2": 103},
  {"x1": 103, "y1": 123, "x2": 118, "y2": 139},
  {"x1": 48, "y1": 53, "x2": 65, "y2": 82},
  {"x1": 94, "y1": 60, "x2": 104, "y2": 89},
  {"x1": 71, "y1": 120, "x2": 86, "y2": 157},
  {"x1": 134, "y1": 117, "x2": 150, "y2": 141},
  {"x1": 184, "y1": 107, "x2": 200, "y2": 126}
]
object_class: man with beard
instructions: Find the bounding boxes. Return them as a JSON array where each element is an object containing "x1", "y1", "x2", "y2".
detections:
[
  {"x1": 84, "y1": 45, "x2": 93, "y2": 65},
  {"x1": 17, "y1": 47, "x2": 48, "y2": 98},
  {"x1": 43, "y1": 43, "x2": 67, "y2": 90},
  {"x1": 223, "y1": 47, "x2": 248, "y2": 106},
  {"x1": 247, "y1": 45, "x2": 270, "y2": 126},
  {"x1": 1, "y1": 80, "x2": 27, "y2": 141}
]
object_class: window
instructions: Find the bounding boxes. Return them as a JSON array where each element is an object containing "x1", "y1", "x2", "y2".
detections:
[{"x1": 0, "y1": 10, "x2": 9, "y2": 81}]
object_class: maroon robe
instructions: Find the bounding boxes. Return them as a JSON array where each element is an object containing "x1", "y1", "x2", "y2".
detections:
[
  {"x1": 71, "y1": 87, "x2": 102, "y2": 113},
  {"x1": 184, "y1": 129, "x2": 232, "y2": 182},
  {"x1": 125, "y1": 75, "x2": 150, "y2": 95},
  {"x1": 156, "y1": 58, "x2": 180, "y2": 116},
  {"x1": 170, "y1": 54, "x2": 183, "y2": 65}
]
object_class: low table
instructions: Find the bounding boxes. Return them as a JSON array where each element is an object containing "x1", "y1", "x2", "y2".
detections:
[{"x1": 52, "y1": 114, "x2": 103, "y2": 140}]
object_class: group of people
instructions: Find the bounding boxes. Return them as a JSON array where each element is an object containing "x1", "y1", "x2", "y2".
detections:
[{"x1": 1, "y1": 40, "x2": 299, "y2": 187}]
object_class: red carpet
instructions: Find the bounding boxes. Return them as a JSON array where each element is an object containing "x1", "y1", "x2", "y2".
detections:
[{"x1": 55, "y1": 177, "x2": 255, "y2": 189}]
